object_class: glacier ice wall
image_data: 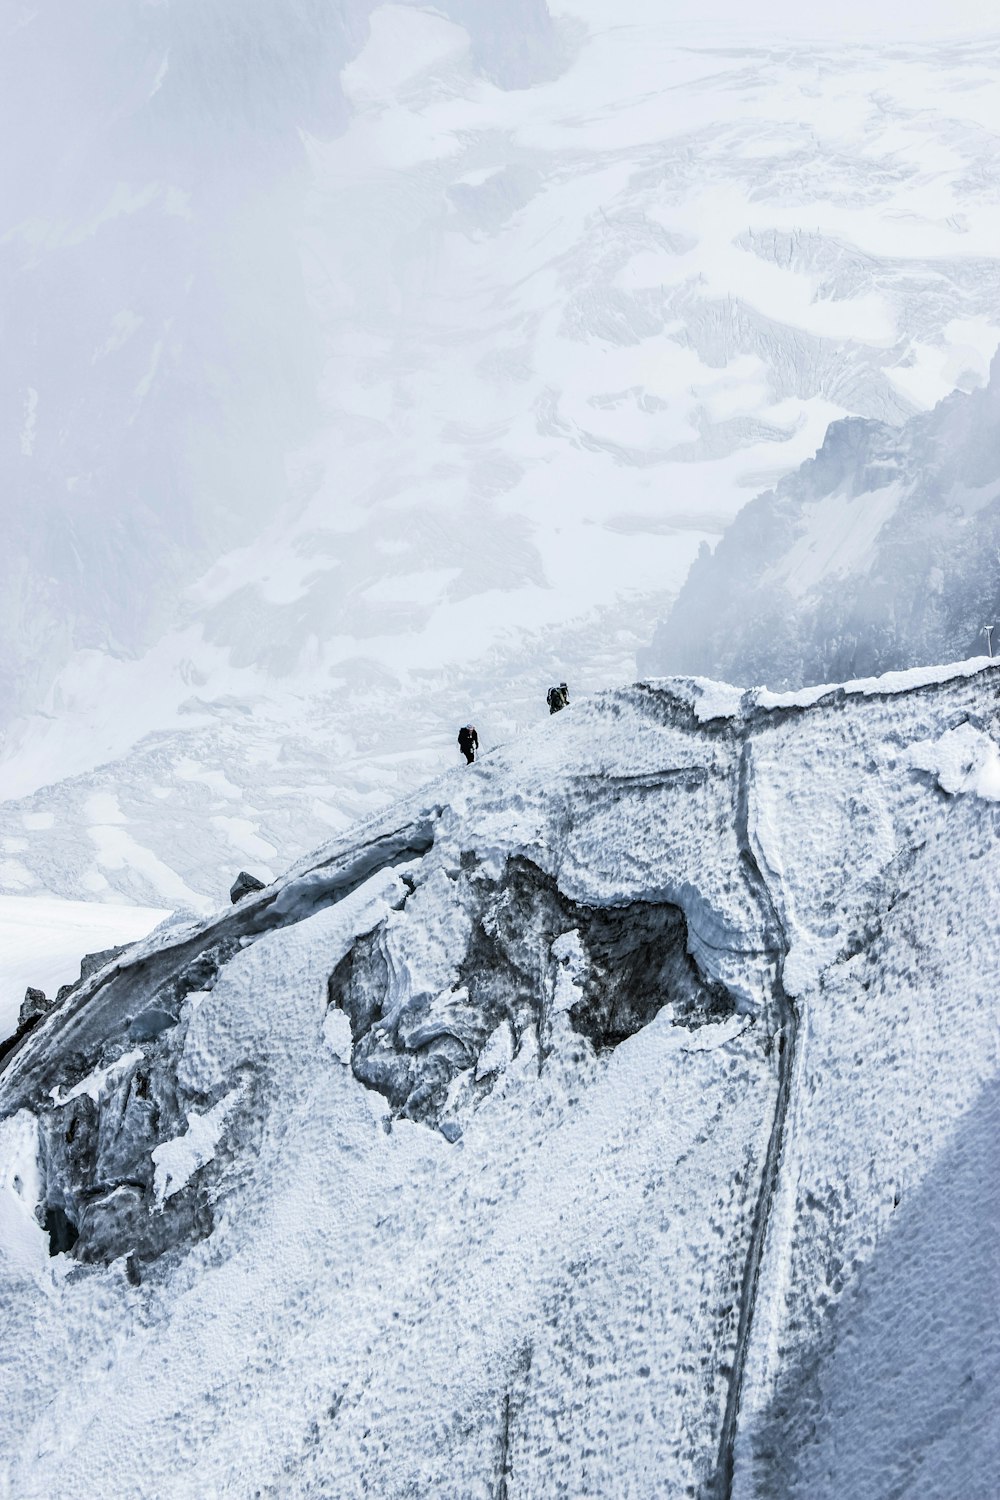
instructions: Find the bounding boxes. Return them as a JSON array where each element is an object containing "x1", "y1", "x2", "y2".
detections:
[{"x1": 0, "y1": 661, "x2": 996, "y2": 1497}]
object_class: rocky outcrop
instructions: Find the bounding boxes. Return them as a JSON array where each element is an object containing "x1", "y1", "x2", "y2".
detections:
[
  {"x1": 229, "y1": 871, "x2": 266, "y2": 904},
  {"x1": 2, "y1": 946, "x2": 134, "y2": 1069},
  {"x1": 53, "y1": 944, "x2": 131, "y2": 1003},
  {"x1": 18, "y1": 987, "x2": 50, "y2": 1030},
  {"x1": 330, "y1": 854, "x2": 737, "y2": 1131}
]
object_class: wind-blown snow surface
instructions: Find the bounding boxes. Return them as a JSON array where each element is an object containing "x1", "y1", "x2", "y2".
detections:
[
  {"x1": 642, "y1": 347, "x2": 1000, "y2": 689},
  {"x1": 0, "y1": 664, "x2": 996, "y2": 1498},
  {"x1": 3, "y1": 5, "x2": 1000, "y2": 903}
]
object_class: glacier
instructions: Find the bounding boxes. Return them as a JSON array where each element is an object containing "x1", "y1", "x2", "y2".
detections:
[
  {"x1": 3, "y1": 4, "x2": 1000, "y2": 907},
  {"x1": 0, "y1": 661, "x2": 996, "y2": 1497}
]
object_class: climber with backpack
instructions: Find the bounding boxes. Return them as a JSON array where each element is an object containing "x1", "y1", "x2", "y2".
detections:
[
  {"x1": 547, "y1": 682, "x2": 570, "y2": 714},
  {"x1": 457, "y1": 724, "x2": 479, "y2": 764}
]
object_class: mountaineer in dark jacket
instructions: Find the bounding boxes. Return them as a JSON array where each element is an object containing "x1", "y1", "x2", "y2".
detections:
[
  {"x1": 547, "y1": 682, "x2": 569, "y2": 714},
  {"x1": 457, "y1": 725, "x2": 479, "y2": 764}
]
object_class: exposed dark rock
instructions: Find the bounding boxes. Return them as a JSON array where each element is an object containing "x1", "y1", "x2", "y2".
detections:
[
  {"x1": 568, "y1": 900, "x2": 735, "y2": 1048},
  {"x1": 35, "y1": 1038, "x2": 248, "y2": 1268},
  {"x1": 1, "y1": 990, "x2": 56, "y2": 1068},
  {"x1": 329, "y1": 855, "x2": 736, "y2": 1129},
  {"x1": 18, "y1": 987, "x2": 50, "y2": 1029},
  {"x1": 19, "y1": 928, "x2": 255, "y2": 1269},
  {"x1": 0, "y1": 829, "x2": 439, "y2": 1269},
  {"x1": 43, "y1": 1205, "x2": 79, "y2": 1257},
  {"x1": 230, "y1": 870, "x2": 267, "y2": 904}
]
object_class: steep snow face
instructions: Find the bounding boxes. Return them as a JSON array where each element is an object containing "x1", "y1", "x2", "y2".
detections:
[
  {"x1": 0, "y1": 664, "x2": 996, "y2": 1498},
  {"x1": 642, "y1": 348, "x2": 1000, "y2": 689},
  {"x1": 4, "y1": 10, "x2": 1000, "y2": 903}
]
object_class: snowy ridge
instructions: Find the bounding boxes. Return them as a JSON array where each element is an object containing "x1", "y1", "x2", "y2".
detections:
[
  {"x1": 0, "y1": 662, "x2": 997, "y2": 1497},
  {"x1": 664, "y1": 653, "x2": 1000, "y2": 723}
]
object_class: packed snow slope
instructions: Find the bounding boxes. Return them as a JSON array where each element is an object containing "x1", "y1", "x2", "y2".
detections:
[
  {"x1": 643, "y1": 347, "x2": 1000, "y2": 689},
  {"x1": 1, "y1": 661, "x2": 997, "y2": 1499},
  {"x1": 3, "y1": 5, "x2": 1000, "y2": 905}
]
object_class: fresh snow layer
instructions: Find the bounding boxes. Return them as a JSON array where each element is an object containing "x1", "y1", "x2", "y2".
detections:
[
  {"x1": 0, "y1": 897, "x2": 170, "y2": 1043},
  {"x1": 152, "y1": 1089, "x2": 242, "y2": 1205},
  {"x1": 49, "y1": 1049, "x2": 145, "y2": 1110},
  {"x1": 0, "y1": 663, "x2": 996, "y2": 1498},
  {"x1": 649, "y1": 655, "x2": 1000, "y2": 720},
  {"x1": 909, "y1": 720, "x2": 1000, "y2": 800},
  {"x1": 751, "y1": 654, "x2": 1000, "y2": 710}
]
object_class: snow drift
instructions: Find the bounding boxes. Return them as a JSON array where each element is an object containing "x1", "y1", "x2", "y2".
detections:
[{"x1": 1, "y1": 661, "x2": 997, "y2": 1497}]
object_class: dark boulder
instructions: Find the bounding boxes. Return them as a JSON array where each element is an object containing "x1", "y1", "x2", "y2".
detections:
[
  {"x1": 18, "y1": 986, "x2": 50, "y2": 1029},
  {"x1": 230, "y1": 870, "x2": 266, "y2": 904}
]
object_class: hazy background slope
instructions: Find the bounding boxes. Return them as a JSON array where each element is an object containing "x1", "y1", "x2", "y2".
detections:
[
  {"x1": 0, "y1": 0, "x2": 563, "y2": 730},
  {"x1": 2, "y1": 1, "x2": 1000, "y2": 910},
  {"x1": 641, "y1": 349, "x2": 1000, "y2": 687}
]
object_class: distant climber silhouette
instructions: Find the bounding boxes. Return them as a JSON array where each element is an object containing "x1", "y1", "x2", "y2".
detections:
[
  {"x1": 547, "y1": 682, "x2": 569, "y2": 714},
  {"x1": 457, "y1": 725, "x2": 479, "y2": 764}
]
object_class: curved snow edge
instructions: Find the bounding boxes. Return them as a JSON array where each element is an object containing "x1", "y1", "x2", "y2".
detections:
[{"x1": 642, "y1": 656, "x2": 1000, "y2": 722}]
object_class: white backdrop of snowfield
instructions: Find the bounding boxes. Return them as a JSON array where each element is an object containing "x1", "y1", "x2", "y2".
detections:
[
  {"x1": 2, "y1": 2, "x2": 1000, "y2": 910},
  {"x1": 0, "y1": 665, "x2": 997, "y2": 1498}
]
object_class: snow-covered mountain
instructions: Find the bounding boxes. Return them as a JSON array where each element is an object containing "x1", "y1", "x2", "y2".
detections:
[
  {"x1": 3, "y1": 5, "x2": 1000, "y2": 907},
  {"x1": 1, "y1": 661, "x2": 997, "y2": 1497},
  {"x1": 641, "y1": 347, "x2": 1000, "y2": 689}
]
